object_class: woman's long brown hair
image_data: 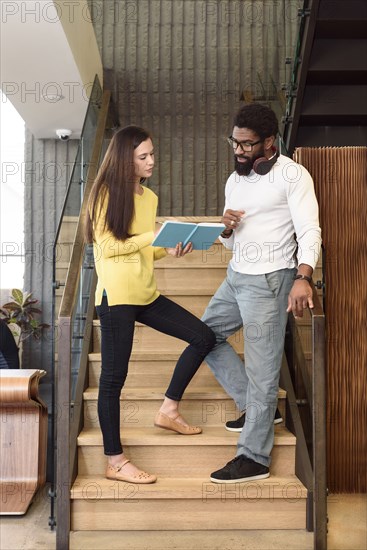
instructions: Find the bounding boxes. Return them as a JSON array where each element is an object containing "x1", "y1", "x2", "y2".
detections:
[{"x1": 85, "y1": 125, "x2": 151, "y2": 243}]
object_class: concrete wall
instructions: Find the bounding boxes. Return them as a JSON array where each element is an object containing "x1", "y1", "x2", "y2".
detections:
[{"x1": 23, "y1": 131, "x2": 78, "y2": 374}]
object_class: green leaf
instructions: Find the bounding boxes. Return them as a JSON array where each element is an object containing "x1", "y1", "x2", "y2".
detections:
[
  {"x1": 2, "y1": 302, "x2": 20, "y2": 311},
  {"x1": 12, "y1": 289, "x2": 24, "y2": 305},
  {"x1": 1, "y1": 289, "x2": 49, "y2": 342},
  {"x1": 29, "y1": 307, "x2": 42, "y2": 315}
]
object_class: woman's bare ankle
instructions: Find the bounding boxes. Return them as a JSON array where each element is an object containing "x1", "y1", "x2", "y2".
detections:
[
  {"x1": 159, "y1": 396, "x2": 179, "y2": 416},
  {"x1": 108, "y1": 453, "x2": 126, "y2": 467}
]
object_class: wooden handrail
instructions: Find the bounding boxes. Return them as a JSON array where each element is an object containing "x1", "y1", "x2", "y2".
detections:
[
  {"x1": 282, "y1": 281, "x2": 326, "y2": 550},
  {"x1": 311, "y1": 285, "x2": 327, "y2": 550},
  {"x1": 58, "y1": 91, "x2": 111, "y2": 319},
  {"x1": 56, "y1": 90, "x2": 111, "y2": 550}
]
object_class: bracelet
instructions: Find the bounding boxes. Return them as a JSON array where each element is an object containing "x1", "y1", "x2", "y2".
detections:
[
  {"x1": 294, "y1": 274, "x2": 312, "y2": 283},
  {"x1": 220, "y1": 229, "x2": 233, "y2": 239}
]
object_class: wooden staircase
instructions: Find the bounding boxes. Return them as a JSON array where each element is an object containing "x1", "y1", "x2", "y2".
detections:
[{"x1": 69, "y1": 242, "x2": 312, "y2": 542}]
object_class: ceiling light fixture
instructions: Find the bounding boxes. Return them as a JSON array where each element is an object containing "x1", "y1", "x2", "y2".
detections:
[{"x1": 42, "y1": 93, "x2": 65, "y2": 103}]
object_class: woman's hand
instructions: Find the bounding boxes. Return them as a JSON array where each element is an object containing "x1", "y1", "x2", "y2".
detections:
[{"x1": 166, "y1": 242, "x2": 193, "y2": 257}]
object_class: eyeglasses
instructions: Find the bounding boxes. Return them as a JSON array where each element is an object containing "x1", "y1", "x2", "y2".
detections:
[{"x1": 227, "y1": 136, "x2": 262, "y2": 153}]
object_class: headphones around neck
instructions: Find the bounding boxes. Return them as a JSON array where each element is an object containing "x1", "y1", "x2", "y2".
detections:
[{"x1": 253, "y1": 147, "x2": 280, "y2": 176}]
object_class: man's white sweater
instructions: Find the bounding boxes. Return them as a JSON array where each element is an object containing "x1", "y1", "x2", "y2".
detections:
[{"x1": 220, "y1": 154, "x2": 322, "y2": 274}]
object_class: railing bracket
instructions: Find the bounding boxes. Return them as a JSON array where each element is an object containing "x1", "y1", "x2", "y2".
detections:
[
  {"x1": 53, "y1": 281, "x2": 65, "y2": 290},
  {"x1": 298, "y1": 8, "x2": 311, "y2": 17}
]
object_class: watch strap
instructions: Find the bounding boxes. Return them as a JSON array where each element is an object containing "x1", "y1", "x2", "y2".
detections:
[
  {"x1": 220, "y1": 229, "x2": 233, "y2": 239},
  {"x1": 294, "y1": 274, "x2": 312, "y2": 283}
]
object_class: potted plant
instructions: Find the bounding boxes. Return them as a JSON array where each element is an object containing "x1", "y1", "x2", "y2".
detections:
[{"x1": 0, "y1": 289, "x2": 50, "y2": 364}]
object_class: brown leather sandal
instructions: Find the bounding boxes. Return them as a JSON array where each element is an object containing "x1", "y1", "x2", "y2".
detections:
[
  {"x1": 154, "y1": 411, "x2": 202, "y2": 435},
  {"x1": 106, "y1": 459, "x2": 157, "y2": 484}
]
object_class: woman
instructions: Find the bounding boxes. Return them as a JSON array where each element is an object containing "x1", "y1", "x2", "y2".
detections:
[{"x1": 86, "y1": 126, "x2": 216, "y2": 484}]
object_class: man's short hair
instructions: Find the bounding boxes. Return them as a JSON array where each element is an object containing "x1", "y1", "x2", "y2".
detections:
[{"x1": 233, "y1": 104, "x2": 279, "y2": 140}]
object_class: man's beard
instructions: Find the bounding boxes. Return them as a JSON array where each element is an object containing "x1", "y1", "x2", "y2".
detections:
[
  {"x1": 234, "y1": 155, "x2": 253, "y2": 176},
  {"x1": 234, "y1": 149, "x2": 265, "y2": 176}
]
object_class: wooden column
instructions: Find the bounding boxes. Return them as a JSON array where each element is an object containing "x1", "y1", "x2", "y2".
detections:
[{"x1": 293, "y1": 146, "x2": 367, "y2": 492}]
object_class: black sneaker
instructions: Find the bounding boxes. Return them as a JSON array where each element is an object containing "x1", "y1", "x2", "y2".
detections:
[
  {"x1": 225, "y1": 407, "x2": 283, "y2": 432},
  {"x1": 210, "y1": 454, "x2": 269, "y2": 483},
  {"x1": 273, "y1": 408, "x2": 283, "y2": 425}
]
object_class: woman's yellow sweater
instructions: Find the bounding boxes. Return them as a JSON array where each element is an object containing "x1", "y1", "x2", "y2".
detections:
[{"x1": 93, "y1": 186, "x2": 166, "y2": 306}]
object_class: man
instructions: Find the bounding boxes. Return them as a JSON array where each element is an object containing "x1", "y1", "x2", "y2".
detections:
[{"x1": 202, "y1": 103, "x2": 321, "y2": 483}]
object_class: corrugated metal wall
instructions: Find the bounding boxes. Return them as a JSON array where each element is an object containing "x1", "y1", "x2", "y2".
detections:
[{"x1": 90, "y1": 0, "x2": 302, "y2": 214}]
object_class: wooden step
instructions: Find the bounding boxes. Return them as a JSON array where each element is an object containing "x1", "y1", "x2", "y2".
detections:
[
  {"x1": 55, "y1": 241, "x2": 75, "y2": 264},
  {"x1": 92, "y1": 321, "x2": 243, "y2": 354},
  {"x1": 83, "y1": 387, "x2": 287, "y2": 429},
  {"x1": 70, "y1": 529, "x2": 314, "y2": 549},
  {"x1": 70, "y1": 475, "x2": 307, "y2": 531},
  {"x1": 156, "y1": 243, "x2": 232, "y2": 266},
  {"x1": 85, "y1": 353, "x2": 303, "y2": 392},
  {"x1": 155, "y1": 267, "x2": 226, "y2": 293},
  {"x1": 77, "y1": 426, "x2": 295, "y2": 478},
  {"x1": 88, "y1": 352, "x2": 223, "y2": 388}
]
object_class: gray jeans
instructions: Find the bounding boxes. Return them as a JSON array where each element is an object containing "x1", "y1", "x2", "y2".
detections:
[{"x1": 202, "y1": 265, "x2": 296, "y2": 467}]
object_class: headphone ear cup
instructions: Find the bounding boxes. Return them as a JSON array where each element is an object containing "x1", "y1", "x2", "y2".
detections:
[
  {"x1": 253, "y1": 157, "x2": 269, "y2": 175},
  {"x1": 253, "y1": 150, "x2": 279, "y2": 175}
]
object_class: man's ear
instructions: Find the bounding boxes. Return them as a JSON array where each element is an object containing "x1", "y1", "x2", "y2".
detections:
[{"x1": 264, "y1": 136, "x2": 275, "y2": 151}]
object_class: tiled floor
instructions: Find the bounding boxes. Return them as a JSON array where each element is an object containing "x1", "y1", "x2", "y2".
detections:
[{"x1": 0, "y1": 487, "x2": 366, "y2": 550}]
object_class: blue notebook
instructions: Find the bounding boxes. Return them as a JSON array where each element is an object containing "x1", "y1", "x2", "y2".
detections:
[{"x1": 152, "y1": 221, "x2": 225, "y2": 250}]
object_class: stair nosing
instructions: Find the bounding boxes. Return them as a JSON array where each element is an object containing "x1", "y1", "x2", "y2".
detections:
[
  {"x1": 88, "y1": 351, "x2": 245, "y2": 361},
  {"x1": 77, "y1": 426, "x2": 296, "y2": 447},
  {"x1": 71, "y1": 474, "x2": 307, "y2": 500},
  {"x1": 82, "y1": 386, "x2": 287, "y2": 401}
]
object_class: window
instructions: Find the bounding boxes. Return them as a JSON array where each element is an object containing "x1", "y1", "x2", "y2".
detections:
[{"x1": 0, "y1": 90, "x2": 25, "y2": 291}]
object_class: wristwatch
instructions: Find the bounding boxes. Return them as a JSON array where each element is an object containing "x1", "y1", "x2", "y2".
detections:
[{"x1": 294, "y1": 274, "x2": 312, "y2": 283}]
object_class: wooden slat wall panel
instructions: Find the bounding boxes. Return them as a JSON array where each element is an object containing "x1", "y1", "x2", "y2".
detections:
[
  {"x1": 294, "y1": 146, "x2": 367, "y2": 492},
  {"x1": 89, "y1": 0, "x2": 303, "y2": 215}
]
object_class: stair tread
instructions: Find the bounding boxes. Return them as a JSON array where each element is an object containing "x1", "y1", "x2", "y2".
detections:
[
  {"x1": 69, "y1": 530, "x2": 313, "y2": 548},
  {"x1": 88, "y1": 350, "x2": 245, "y2": 361},
  {"x1": 71, "y1": 474, "x2": 307, "y2": 500},
  {"x1": 160, "y1": 289, "x2": 216, "y2": 295},
  {"x1": 94, "y1": 317, "x2": 314, "y2": 327},
  {"x1": 77, "y1": 425, "x2": 296, "y2": 447},
  {"x1": 83, "y1": 386, "x2": 287, "y2": 401},
  {"x1": 155, "y1": 264, "x2": 227, "y2": 269},
  {"x1": 75, "y1": 352, "x2": 309, "y2": 367}
]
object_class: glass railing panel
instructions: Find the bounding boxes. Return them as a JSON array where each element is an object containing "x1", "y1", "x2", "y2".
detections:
[
  {"x1": 50, "y1": 75, "x2": 105, "y2": 535},
  {"x1": 69, "y1": 243, "x2": 95, "y2": 401},
  {"x1": 53, "y1": 75, "x2": 102, "y2": 292}
]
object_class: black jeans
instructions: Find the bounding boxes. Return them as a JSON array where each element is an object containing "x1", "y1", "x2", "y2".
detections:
[{"x1": 96, "y1": 294, "x2": 216, "y2": 455}]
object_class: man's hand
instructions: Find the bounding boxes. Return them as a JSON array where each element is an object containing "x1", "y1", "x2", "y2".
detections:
[
  {"x1": 166, "y1": 242, "x2": 193, "y2": 257},
  {"x1": 221, "y1": 209, "x2": 245, "y2": 231},
  {"x1": 286, "y1": 280, "x2": 314, "y2": 318}
]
